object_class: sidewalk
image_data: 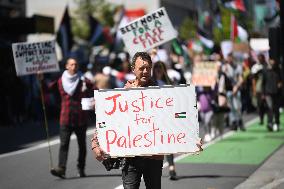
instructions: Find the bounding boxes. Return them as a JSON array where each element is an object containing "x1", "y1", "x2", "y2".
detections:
[{"x1": 235, "y1": 144, "x2": 284, "y2": 189}]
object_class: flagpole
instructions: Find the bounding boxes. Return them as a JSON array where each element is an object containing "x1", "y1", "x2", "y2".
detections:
[{"x1": 37, "y1": 74, "x2": 54, "y2": 170}]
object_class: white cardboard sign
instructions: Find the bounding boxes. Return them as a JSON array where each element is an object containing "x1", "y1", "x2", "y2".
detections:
[
  {"x1": 12, "y1": 40, "x2": 59, "y2": 76},
  {"x1": 94, "y1": 85, "x2": 199, "y2": 157},
  {"x1": 119, "y1": 7, "x2": 177, "y2": 56}
]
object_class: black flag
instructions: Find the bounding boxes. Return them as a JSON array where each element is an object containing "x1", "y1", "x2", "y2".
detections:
[{"x1": 56, "y1": 6, "x2": 74, "y2": 59}]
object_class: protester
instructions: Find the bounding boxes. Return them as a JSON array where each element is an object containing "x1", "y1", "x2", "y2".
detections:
[
  {"x1": 224, "y1": 53, "x2": 245, "y2": 131},
  {"x1": 262, "y1": 59, "x2": 282, "y2": 131},
  {"x1": 92, "y1": 52, "x2": 202, "y2": 189},
  {"x1": 197, "y1": 87, "x2": 213, "y2": 142},
  {"x1": 41, "y1": 58, "x2": 95, "y2": 178},
  {"x1": 251, "y1": 54, "x2": 267, "y2": 125},
  {"x1": 211, "y1": 62, "x2": 231, "y2": 137}
]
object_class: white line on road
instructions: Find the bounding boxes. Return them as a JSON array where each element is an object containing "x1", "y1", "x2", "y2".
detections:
[{"x1": 0, "y1": 128, "x2": 95, "y2": 159}]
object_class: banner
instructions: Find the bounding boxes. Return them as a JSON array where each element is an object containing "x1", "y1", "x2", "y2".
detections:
[
  {"x1": 191, "y1": 61, "x2": 218, "y2": 87},
  {"x1": 221, "y1": 40, "x2": 233, "y2": 59},
  {"x1": 12, "y1": 40, "x2": 59, "y2": 76},
  {"x1": 94, "y1": 85, "x2": 199, "y2": 157},
  {"x1": 119, "y1": 7, "x2": 177, "y2": 56}
]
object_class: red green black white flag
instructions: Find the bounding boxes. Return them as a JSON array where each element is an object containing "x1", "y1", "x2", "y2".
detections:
[{"x1": 175, "y1": 112, "x2": 186, "y2": 118}]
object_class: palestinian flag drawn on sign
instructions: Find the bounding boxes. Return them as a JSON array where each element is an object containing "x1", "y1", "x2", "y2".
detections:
[{"x1": 175, "y1": 112, "x2": 186, "y2": 118}]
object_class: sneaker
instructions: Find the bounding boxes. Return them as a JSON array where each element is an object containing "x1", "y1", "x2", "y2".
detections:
[
  {"x1": 77, "y1": 169, "x2": 86, "y2": 177},
  {"x1": 204, "y1": 134, "x2": 211, "y2": 142},
  {"x1": 273, "y1": 124, "x2": 278, "y2": 132},
  {"x1": 50, "y1": 167, "x2": 65, "y2": 179},
  {"x1": 169, "y1": 170, "x2": 177, "y2": 180}
]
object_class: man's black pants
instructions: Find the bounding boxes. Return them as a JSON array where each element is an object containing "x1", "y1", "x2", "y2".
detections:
[
  {"x1": 122, "y1": 157, "x2": 163, "y2": 189},
  {"x1": 58, "y1": 125, "x2": 87, "y2": 170}
]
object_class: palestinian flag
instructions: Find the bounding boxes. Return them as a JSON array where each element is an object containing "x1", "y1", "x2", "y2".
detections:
[
  {"x1": 175, "y1": 112, "x2": 186, "y2": 118},
  {"x1": 197, "y1": 28, "x2": 214, "y2": 54},
  {"x1": 230, "y1": 14, "x2": 238, "y2": 42},
  {"x1": 230, "y1": 14, "x2": 248, "y2": 42},
  {"x1": 88, "y1": 15, "x2": 113, "y2": 46},
  {"x1": 224, "y1": 0, "x2": 246, "y2": 12}
]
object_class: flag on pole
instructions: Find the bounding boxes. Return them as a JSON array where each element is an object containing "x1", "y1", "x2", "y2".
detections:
[
  {"x1": 224, "y1": 0, "x2": 246, "y2": 12},
  {"x1": 56, "y1": 6, "x2": 74, "y2": 59},
  {"x1": 88, "y1": 15, "x2": 113, "y2": 46},
  {"x1": 230, "y1": 14, "x2": 238, "y2": 42},
  {"x1": 237, "y1": 25, "x2": 248, "y2": 42},
  {"x1": 197, "y1": 28, "x2": 214, "y2": 55}
]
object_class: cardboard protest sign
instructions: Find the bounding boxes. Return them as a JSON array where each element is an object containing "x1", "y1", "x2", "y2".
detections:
[
  {"x1": 191, "y1": 61, "x2": 218, "y2": 87},
  {"x1": 250, "y1": 38, "x2": 269, "y2": 51},
  {"x1": 233, "y1": 42, "x2": 249, "y2": 53},
  {"x1": 221, "y1": 40, "x2": 233, "y2": 59},
  {"x1": 94, "y1": 85, "x2": 199, "y2": 157},
  {"x1": 119, "y1": 7, "x2": 177, "y2": 56},
  {"x1": 12, "y1": 40, "x2": 59, "y2": 76}
]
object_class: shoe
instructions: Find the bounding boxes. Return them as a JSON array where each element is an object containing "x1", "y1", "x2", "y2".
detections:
[
  {"x1": 169, "y1": 170, "x2": 177, "y2": 180},
  {"x1": 204, "y1": 134, "x2": 211, "y2": 142},
  {"x1": 50, "y1": 167, "x2": 65, "y2": 178},
  {"x1": 239, "y1": 120, "x2": 246, "y2": 131},
  {"x1": 77, "y1": 169, "x2": 86, "y2": 177},
  {"x1": 267, "y1": 123, "x2": 273, "y2": 132},
  {"x1": 273, "y1": 124, "x2": 279, "y2": 132}
]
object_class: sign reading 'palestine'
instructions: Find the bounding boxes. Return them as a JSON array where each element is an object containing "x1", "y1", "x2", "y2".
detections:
[
  {"x1": 94, "y1": 85, "x2": 199, "y2": 157},
  {"x1": 119, "y1": 7, "x2": 177, "y2": 56}
]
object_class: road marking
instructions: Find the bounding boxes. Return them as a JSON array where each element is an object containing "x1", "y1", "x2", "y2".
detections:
[{"x1": 0, "y1": 128, "x2": 95, "y2": 159}]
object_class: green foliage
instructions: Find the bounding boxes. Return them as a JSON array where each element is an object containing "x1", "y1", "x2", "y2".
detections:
[
  {"x1": 71, "y1": 0, "x2": 117, "y2": 40},
  {"x1": 179, "y1": 17, "x2": 197, "y2": 41},
  {"x1": 213, "y1": 5, "x2": 253, "y2": 43}
]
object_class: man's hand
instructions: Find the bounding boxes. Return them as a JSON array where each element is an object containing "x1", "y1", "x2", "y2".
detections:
[
  {"x1": 196, "y1": 138, "x2": 203, "y2": 152},
  {"x1": 91, "y1": 98, "x2": 96, "y2": 111},
  {"x1": 92, "y1": 147, "x2": 107, "y2": 162},
  {"x1": 91, "y1": 137, "x2": 107, "y2": 161}
]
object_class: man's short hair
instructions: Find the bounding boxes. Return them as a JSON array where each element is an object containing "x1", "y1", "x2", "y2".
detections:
[
  {"x1": 131, "y1": 52, "x2": 152, "y2": 70},
  {"x1": 66, "y1": 57, "x2": 78, "y2": 65}
]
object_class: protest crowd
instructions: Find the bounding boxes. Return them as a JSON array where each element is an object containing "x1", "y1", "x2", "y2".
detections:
[{"x1": 3, "y1": 38, "x2": 283, "y2": 135}]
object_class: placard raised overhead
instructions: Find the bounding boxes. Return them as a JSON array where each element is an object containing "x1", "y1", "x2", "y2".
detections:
[
  {"x1": 12, "y1": 40, "x2": 59, "y2": 76},
  {"x1": 94, "y1": 85, "x2": 199, "y2": 157},
  {"x1": 119, "y1": 7, "x2": 177, "y2": 56}
]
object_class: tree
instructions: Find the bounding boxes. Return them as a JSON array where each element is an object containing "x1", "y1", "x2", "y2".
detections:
[
  {"x1": 71, "y1": 0, "x2": 117, "y2": 40},
  {"x1": 179, "y1": 17, "x2": 197, "y2": 41}
]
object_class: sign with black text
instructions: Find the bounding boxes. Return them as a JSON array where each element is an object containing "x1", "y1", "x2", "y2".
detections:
[
  {"x1": 119, "y1": 7, "x2": 177, "y2": 56},
  {"x1": 12, "y1": 40, "x2": 59, "y2": 76}
]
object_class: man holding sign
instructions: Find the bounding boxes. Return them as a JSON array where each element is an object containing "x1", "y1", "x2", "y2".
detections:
[{"x1": 92, "y1": 52, "x2": 202, "y2": 189}]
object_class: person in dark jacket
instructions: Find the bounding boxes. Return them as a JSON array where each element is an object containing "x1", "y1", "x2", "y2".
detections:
[
  {"x1": 262, "y1": 59, "x2": 282, "y2": 131},
  {"x1": 92, "y1": 52, "x2": 203, "y2": 189}
]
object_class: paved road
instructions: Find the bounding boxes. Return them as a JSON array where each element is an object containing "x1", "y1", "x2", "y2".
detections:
[{"x1": 0, "y1": 114, "x2": 259, "y2": 189}]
